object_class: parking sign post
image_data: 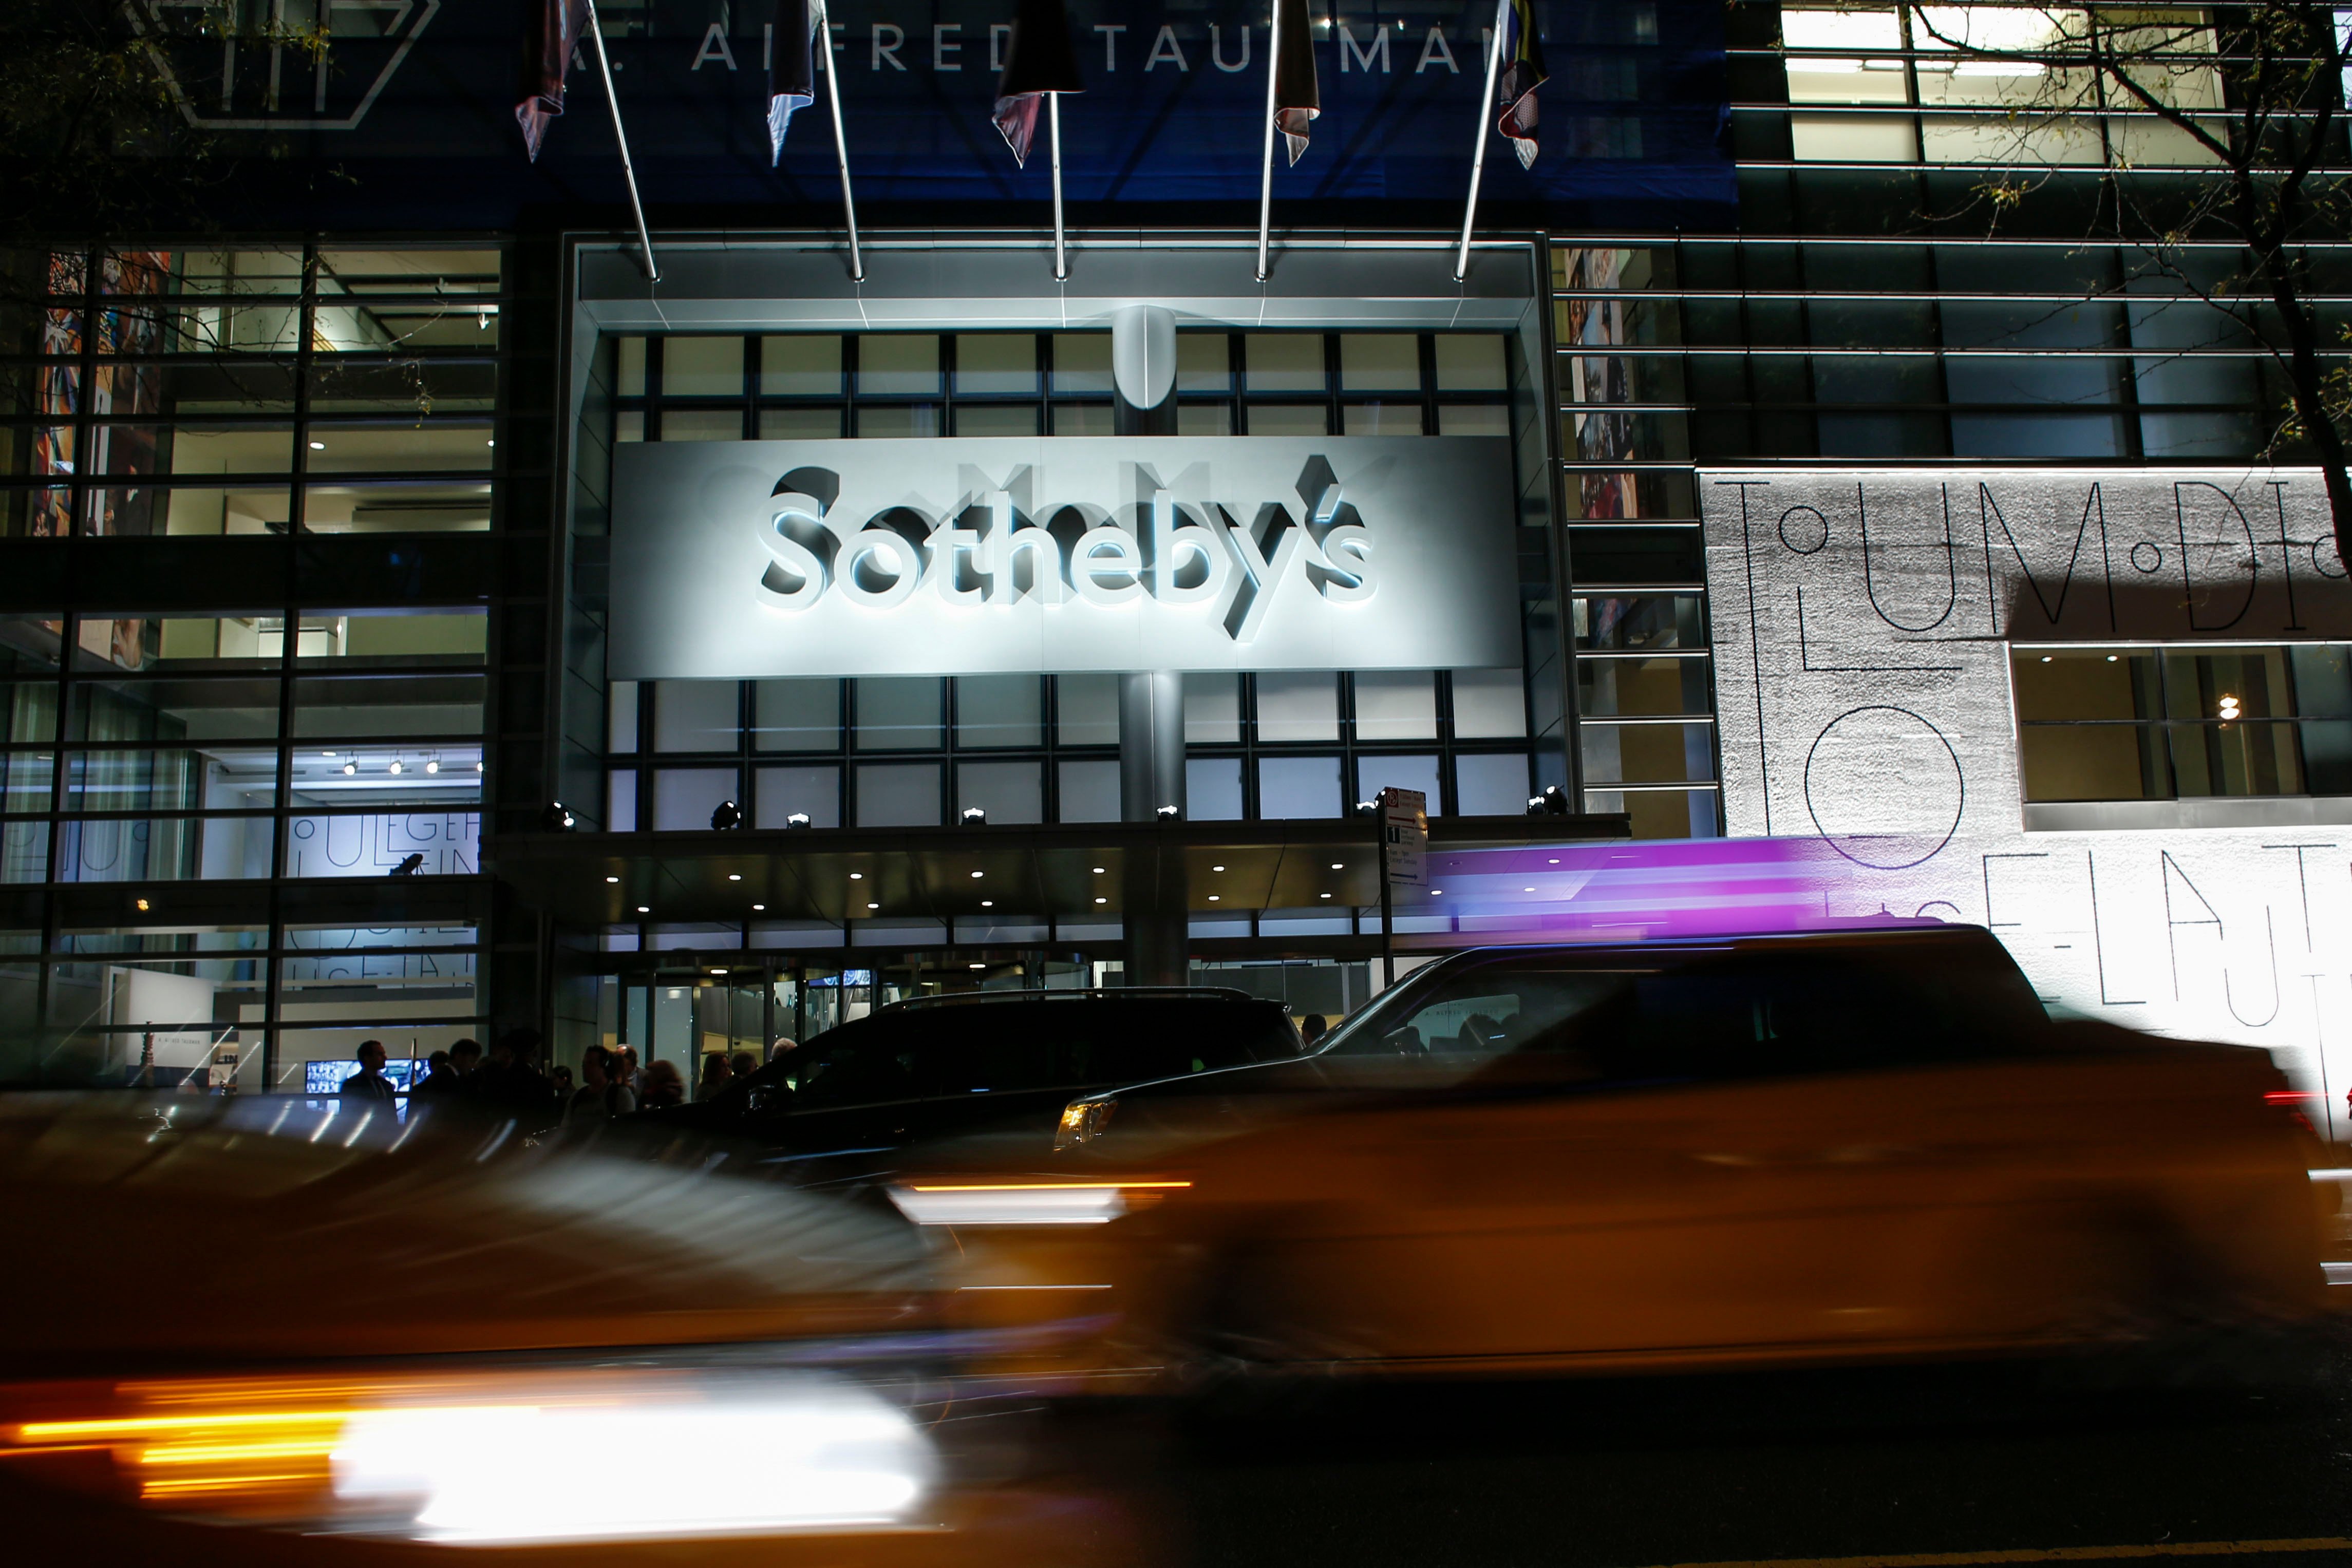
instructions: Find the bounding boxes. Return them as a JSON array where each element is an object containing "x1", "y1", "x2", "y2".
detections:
[{"x1": 1377, "y1": 787, "x2": 1428, "y2": 989}]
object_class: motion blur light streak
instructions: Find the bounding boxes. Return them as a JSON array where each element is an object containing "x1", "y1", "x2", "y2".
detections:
[
  {"x1": 890, "y1": 1180, "x2": 1188, "y2": 1226},
  {"x1": 8, "y1": 1372, "x2": 937, "y2": 1544}
]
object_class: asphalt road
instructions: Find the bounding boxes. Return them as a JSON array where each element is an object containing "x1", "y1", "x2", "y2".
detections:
[{"x1": 1049, "y1": 1350, "x2": 2352, "y2": 1568}]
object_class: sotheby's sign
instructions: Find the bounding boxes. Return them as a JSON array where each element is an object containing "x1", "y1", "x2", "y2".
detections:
[{"x1": 608, "y1": 437, "x2": 1520, "y2": 679}]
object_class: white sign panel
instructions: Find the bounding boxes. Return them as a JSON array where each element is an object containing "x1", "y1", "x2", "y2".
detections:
[
  {"x1": 609, "y1": 437, "x2": 1521, "y2": 679},
  {"x1": 1381, "y1": 786, "x2": 1428, "y2": 886}
]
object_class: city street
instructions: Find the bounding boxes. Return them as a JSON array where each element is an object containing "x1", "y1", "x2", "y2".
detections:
[{"x1": 1082, "y1": 1356, "x2": 2352, "y2": 1568}]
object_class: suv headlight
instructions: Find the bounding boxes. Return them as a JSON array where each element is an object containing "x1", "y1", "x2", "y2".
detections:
[{"x1": 1054, "y1": 1097, "x2": 1117, "y2": 1151}]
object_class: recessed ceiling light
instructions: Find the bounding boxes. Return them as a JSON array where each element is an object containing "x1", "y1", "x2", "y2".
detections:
[
  {"x1": 2106, "y1": 654, "x2": 2118, "y2": 662},
  {"x1": 1095, "y1": 896, "x2": 1107, "y2": 904},
  {"x1": 1524, "y1": 886, "x2": 1536, "y2": 893},
  {"x1": 867, "y1": 901, "x2": 880, "y2": 910},
  {"x1": 849, "y1": 872, "x2": 862, "y2": 880},
  {"x1": 1433, "y1": 889, "x2": 1443, "y2": 896},
  {"x1": 342, "y1": 762, "x2": 356, "y2": 775},
  {"x1": 970, "y1": 870, "x2": 984, "y2": 879},
  {"x1": 980, "y1": 899, "x2": 993, "y2": 907},
  {"x1": 1320, "y1": 892, "x2": 1331, "y2": 898},
  {"x1": 1208, "y1": 894, "x2": 1220, "y2": 901},
  {"x1": 1212, "y1": 864, "x2": 1225, "y2": 872},
  {"x1": 2041, "y1": 655, "x2": 2053, "y2": 663},
  {"x1": 308, "y1": 440, "x2": 325, "y2": 450},
  {"x1": 321, "y1": 750, "x2": 335, "y2": 758},
  {"x1": 636, "y1": 905, "x2": 649, "y2": 913},
  {"x1": 1092, "y1": 866, "x2": 1106, "y2": 874},
  {"x1": 135, "y1": 898, "x2": 150, "y2": 913},
  {"x1": 425, "y1": 759, "x2": 439, "y2": 773},
  {"x1": 605, "y1": 875, "x2": 619, "y2": 883},
  {"x1": 751, "y1": 902, "x2": 765, "y2": 911},
  {"x1": 709, "y1": 968, "x2": 726, "y2": 976},
  {"x1": 1330, "y1": 862, "x2": 1343, "y2": 870},
  {"x1": 387, "y1": 759, "x2": 403, "y2": 774},
  {"x1": 969, "y1": 962, "x2": 985, "y2": 970},
  {"x1": 1548, "y1": 858, "x2": 1559, "y2": 864},
  {"x1": 728, "y1": 873, "x2": 742, "y2": 881}
]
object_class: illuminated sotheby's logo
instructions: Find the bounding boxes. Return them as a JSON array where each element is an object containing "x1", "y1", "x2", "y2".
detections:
[
  {"x1": 608, "y1": 436, "x2": 1519, "y2": 680},
  {"x1": 756, "y1": 464, "x2": 1372, "y2": 641}
]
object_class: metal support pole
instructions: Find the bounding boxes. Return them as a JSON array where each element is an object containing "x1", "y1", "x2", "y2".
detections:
[
  {"x1": 816, "y1": 0, "x2": 863, "y2": 282},
  {"x1": 1048, "y1": 93, "x2": 1068, "y2": 282},
  {"x1": 585, "y1": 2, "x2": 659, "y2": 284},
  {"x1": 1378, "y1": 834, "x2": 1395, "y2": 990},
  {"x1": 1453, "y1": 0, "x2": 1510, "y2": 285},
  {"x1": 1254, "y1": 0, "x2": 1284, "y2": 284}
]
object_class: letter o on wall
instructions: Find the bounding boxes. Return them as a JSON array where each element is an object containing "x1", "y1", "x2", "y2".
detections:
[{"x1": 838, "y1": 527, "x2": 924, "y2": 608}]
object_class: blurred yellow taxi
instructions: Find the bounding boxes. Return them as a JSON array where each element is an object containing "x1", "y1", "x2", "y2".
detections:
[{"x1": 910, "y1": 930, "x2": 2335, "y2": 1386}]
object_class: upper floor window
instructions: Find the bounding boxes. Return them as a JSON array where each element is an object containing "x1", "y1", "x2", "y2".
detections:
[{"x1": 2012, "y1": 644, "x2": 2352, "y2": 803}]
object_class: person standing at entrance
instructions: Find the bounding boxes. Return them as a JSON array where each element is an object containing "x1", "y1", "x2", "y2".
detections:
[
  {"x1": 768, "y1": 1036, "x2": 798, "y2": 1064},
  {"x1": 695, "y1": 1053, "x2": 733, "y2": 1102},
  {"x1": 606, "y1": 1046, "x2": 641, "y2": 1117},
  {"x1": 569, "y1": 1047, "x2": 612, "y2": 1123},
  {"x1": 341, "y1": 1041, "x2": 398, "y2": 1105}
]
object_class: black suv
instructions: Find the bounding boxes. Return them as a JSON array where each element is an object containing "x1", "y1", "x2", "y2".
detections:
[{"x1": 633, "y1": 988, "x2": 1301, "y2": 1170}]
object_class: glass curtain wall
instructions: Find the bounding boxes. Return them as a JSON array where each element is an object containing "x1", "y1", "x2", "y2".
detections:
[{"x1": 0, "y1": 245, "x2": 507, "y2": 539}]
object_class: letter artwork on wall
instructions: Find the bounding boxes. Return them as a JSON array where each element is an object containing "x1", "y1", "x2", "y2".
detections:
[
  {"x1": 610, "y1": 437, "x2": 1519, "y2": 678},
  {"x1": 1702, "y1": 468, "x2": 2352, "y2": 1127}
]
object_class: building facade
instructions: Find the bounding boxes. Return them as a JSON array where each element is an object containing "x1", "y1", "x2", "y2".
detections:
[{"x1": 2, "y1": 0, "x2": 2345, "y2": 1121}]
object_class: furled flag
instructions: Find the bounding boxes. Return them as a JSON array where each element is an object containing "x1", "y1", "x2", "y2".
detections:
[
  {"x1": 769, "y1": 0, "x2": 819, "y2": 164},
  {"x1": 992, "y1": 0, "x2": 1084, "y2": 167},
  {"x1": 1272, "y1": 0, "x2": 1321, "y2": 164},
  {"x1": 1496, "y1": 0, "x2": 1550, "y2": 168},
  {"x1": 516, "y1": 0, "x2": 593, "y2": 161}
]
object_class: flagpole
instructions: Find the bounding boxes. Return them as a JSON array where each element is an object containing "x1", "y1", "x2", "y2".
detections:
[
  {"x1": 1048, "y1": 93, "x2": 1068, "y2": 282},
  {"x1": 1254, "y1": 0, "x2": 1283, "y2": 283},
  {"x1": 1453, "y1": 0, "x2": 1510, "y2": 284},
  {"x1": 585, "y1": 1, "x2": 659, "y2": 284},
  {"x1": 816, "y1": 0, "x2": 864, "y2": 282}
]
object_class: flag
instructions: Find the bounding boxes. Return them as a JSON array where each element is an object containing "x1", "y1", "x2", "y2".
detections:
[
  {"x1": 1496, "y1": 0, "x2": 1549, "y2": 169},
  {"x1": 516, "y1": 0, "x2": 592, "y2": 161},
  {"x1": 1272, "y1": 0, "x2": 1320, "y2": 165},
  {"x1": 992, "y1": 0, "x2": 1084, "y2": 167},
  {"x1": 769, "y1": 0, "x2": 819, "y2": 164}
]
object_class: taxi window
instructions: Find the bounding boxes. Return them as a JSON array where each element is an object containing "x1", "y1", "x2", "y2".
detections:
[{"x1": 1324, "y1": 970, "x2": 1639, "y2": 1060}]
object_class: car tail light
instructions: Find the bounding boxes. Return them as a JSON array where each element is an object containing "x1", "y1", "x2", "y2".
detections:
[{"x1": 2265, "y1": 1088, "x2": 2319, "y2": 1136}]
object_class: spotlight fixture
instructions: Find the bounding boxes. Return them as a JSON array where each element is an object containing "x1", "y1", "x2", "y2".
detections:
[
  {"x1": 2218, "y1": 693, "x2": 2242, "y2": 721},
  {"x1": 785, "y1": 813, "x2": 811, "y2": 830},
  {"x1": 710, "y1": 800, "x2": 742, "y2": 832},
  {"x1": 1352, "y1": 799, "x2": 1379, "y2": 818},
  {"x1": 542, "y1": 801, "x2": 576, "y2": 832},
  {"x1": 387, "y1": 759, "x2": 403, "y2": 775},
  {"x1": 135, "y1": 898, "x2": 150, "y2": 913},
  {"x1": 959, "y1": 806, "x2": 987, "y2": 826},
  {"x1": 475, "y1": 761, "x2": 483, "y2": 772},
  {"x1": 1525, "y1": 785, "x2": 1568, "y2": 817},
  {"x1": 1156, "y1": 804, "x2": 1180, "y2": 822},
  {"x1": 425, "y1": 759, "x2": 439, "y2": 774},
  {"x1": 342, "y1": 761, "x2": 357, "y2": 776}
]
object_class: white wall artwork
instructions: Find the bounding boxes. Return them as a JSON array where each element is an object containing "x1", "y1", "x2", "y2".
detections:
[{"x1": 1702, "y1": 468, "x2": 2352, "y2": 1135}]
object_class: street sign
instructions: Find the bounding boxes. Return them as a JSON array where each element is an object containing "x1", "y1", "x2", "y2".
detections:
[{"x1": 1380, "y1": 787, "x2": 1427, "y2": 888}]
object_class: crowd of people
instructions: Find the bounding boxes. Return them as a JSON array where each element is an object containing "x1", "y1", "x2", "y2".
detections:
[{"x1": 336, "y1": 1032, "x2": 801, "y2": 1130}]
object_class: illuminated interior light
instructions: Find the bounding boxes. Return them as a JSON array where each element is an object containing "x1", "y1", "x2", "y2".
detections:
[
  {"x1": 636, "y1": 905, "x2": 649, "y2": 914},
  {"x1": 867, "y1": 901, "x2": 879, "y2": 910},
  {"x1": 604, "y1": 876, "x2": 619, "y2": 883},
  {"x1": 387, "y1": 760, "x2": 403, "y2": 774},
  {"x1": 342, "y1": 762, "x2": 356, "y2": 776},
  {"x1": 1320, "y1": 892, "x2": 1332, "y2": 899},
  {"x1": 1208, "y1": 895, "x2": 1219, "y2": 901},
  {"x1": 970, "y1": 871, "x2": 984, "y2": 878},
  {"x1": 728, "y1": 873, "x2": 742, "y2": 881},
  {"x1": 980, "y1": 899, "x2": 992, "y2": 907},
  {"x1": 425, "y1": 759, "x2": 439, "y2": 773},
  {"x1": 1330, "y1": 862, "x2": 1343, "y2": 870},
  {"x1": 751, "y1": 903, "x2": 765, "y2": 911},
  {"x1": 308, "y1": 440, "x2": 325, "y2": 450},
  {"x1": 1092, "y1": 866, "x2": 1106, "y2": 874},
  {"x1": 1094, "y1": 896, "x2": 1107, "y2": 904},
  {"x1": 849, "y1": 872, "x2": 862, "y2": 880}
]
